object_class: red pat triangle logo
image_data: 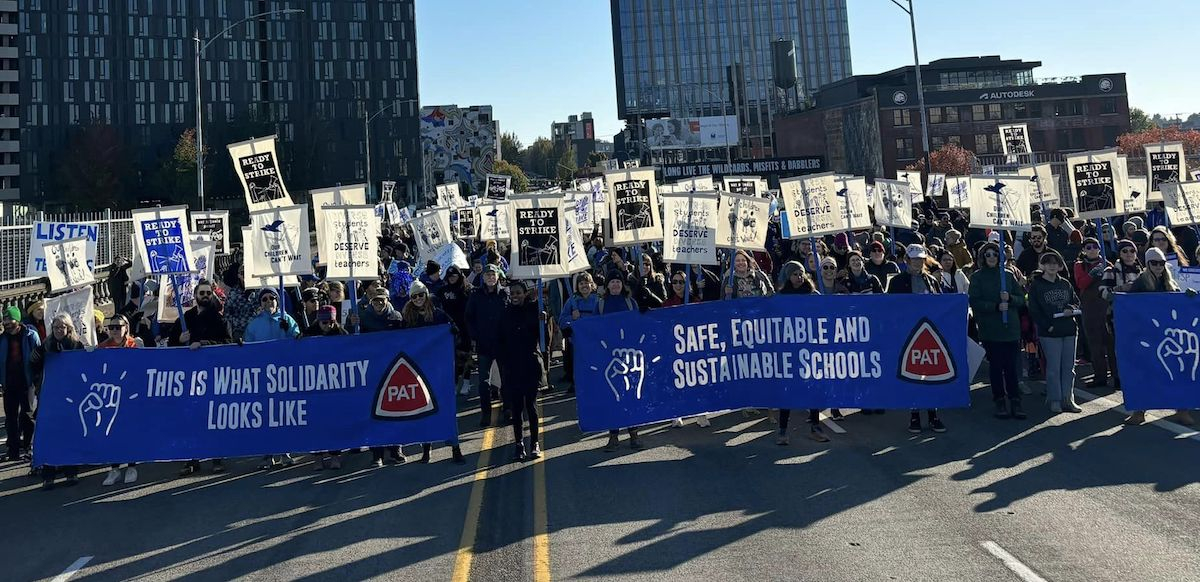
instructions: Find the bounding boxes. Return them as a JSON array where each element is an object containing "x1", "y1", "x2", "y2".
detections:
[
  {"x1": 898, "y1": 318, "x2": 956, "y2": 384},
  {"x1": 373, "y1": 354, "x2": 438, "y2": 420}
]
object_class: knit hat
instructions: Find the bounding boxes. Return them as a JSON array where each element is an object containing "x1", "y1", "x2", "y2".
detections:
[
  {"x1": 1082, "y1": 237, "x2": 1100, "y2": 248},
  {"x1": 834, "y1": 232, "x2": 849, "y2": 248},
  {"x1": 821, "y1": 256, "x2": 838, "y2": 269},
  {"x1": 1116, "y1": 239, "x2": 1137, "y2": 253},
  {"x1": 425, "y1": 260, "x2": 441, "y2": 276},
  {"x1": 905, "y1": 244, "x2": 928, "y2": 259},
  {"x1": 408, "y1": 280, "x2": 429, "y2": 297},
  {"x1": 868, "y1": 241, "x2": 885, "y2": 254},
  {"x1": 606, "y1": 270, "x2": 626, "y2": 287},
  {"x1": 483, "y1": 264, "x2": 503, "y2": 276},
  {"x1": 301, "y1": 288, "x2": 321, "y2": 302},
  {"x1": 258, "y1": 287, "x2": 279, "y2": 300},
  {"x1": 316, "y1": 305, "x2": 337, "y2": 322},
  {"x1": 1146, "y1": 247, "x2": 1167, "y2": 263},
  {"x1": 1128, "y1": 216, "x2": 1145, "y2": 230},
  {"x1": 2, "y1": 305, "x2": 19, "y2": 322}
]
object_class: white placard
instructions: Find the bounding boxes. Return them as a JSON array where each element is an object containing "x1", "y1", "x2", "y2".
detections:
[
  {"x1": 248, "y1": 204, "x2": 312, "y2": 277},
  {"x1": 1162, "y1": 181, "x2": 1200, "y2": 226},
  {"x1": 227, "y1": 135, "x2": 294, "y2": 212},
  {"x1": 509, "y1": 194, "x2": 568, "y2": 279},
  {"x1": 1124, "y1": 173, "x2": 1148, "y2": 214},
  {"x1": 310, "y1": 184, "x2": 367, "y2": 265},
  {"x1": 321, "y1": 205, "x2": 379, "y2": 281},
  {"x1": 1066, "y1": 148, "x2": 1127, "y2": 220},
  {"x1": 896, "y1": 170, "x2": 923, "y2": 200},
  {"x1": 562, "y1": 208, "x2": 592, "y2": 275},
  {"x1": 1145, "y1": 142, "x2": 1188, "y2": 202},
  {"x1": 716, "y1": 191, "x2": 771, "y2": 251},
  {"x1": 567, "y1": 191, "x2": 596, "y2": 231},
  {"x1": 605, "y1": 167, "x2": 663, "y2": 245},
  {"x1": 130, "y1": 205, "x2": 193, "y2": 275},
  {"x1": 833, "y1": 175, "x2": 873, "y2": 231},
  {"x1": 436, "y1": 183, "x2": 462, "y2": 208},
  {"x1": 190, "y1": 210, "x2": 231, "y2": 255},
  {"x1": 674, "y1": 176, "x2": 715, "y2": 193},
  {"x1": 872, "y1": 179, "x2": 914, "y2": 229},
  {"x1": 778, "y1": 172, "x2": 845, "y2": 239},
  {"x1": 969, "y1": 175, "x2": 1033, "y2": 232},
  {"x1": 926, "y1": 173, "x2": 946, "y2": 199},
  {"x1": 1017, "y1": 164, "x2": 1059, "y2": 207},
  {"x1": 722, "y1": 176, "x2": 767, "y2": 198},
  {"x1": 661, "y1": 191, "x2": 718, "y2": 265},
  {"x1": 158, "y1": 240, "x2": 214, "y2": 323},
  {"x1": 380, "y1": 180, "x2": 397, "y2": 202},
  {"x1": 410, "y1": 207, "x2": 453, "y2": 260},
  {"x1": 45, "y1": 286, "x2": 97, "y2": 347},
  {"x1": 25, "y1": 222, "x2": 99, "y2": 278},
  {"x1": 452, "y1": 207, "x2": 479, "y2": 240},
  {"x1": 478, "y1": 201, "x2": 512, "y2": 241},
  {"x1": 241, "y1": 227, "x2": 296, "y2": 290},
  {"x1": 946, "y1": 176, "x2": 971, "y2": 209},
  {"x1": 43, "y1": 236, "x2": 94, "y2": 293},
  {"x1": 998, "y1": 123, "x2": 1032, "y2": 157}
]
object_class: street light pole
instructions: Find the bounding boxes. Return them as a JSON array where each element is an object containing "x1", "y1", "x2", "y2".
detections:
[
  {"x1": 889, "y1": 0, "x2": 932, "y2": 184},
  {"x1": 363, "y1": 98, "x2": 419, "y2": 204},
  {"x1": 193, "y1": 8, "x2": 303, "y2": 211}
]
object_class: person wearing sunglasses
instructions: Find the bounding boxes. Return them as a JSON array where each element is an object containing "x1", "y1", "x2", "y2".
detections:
[
  {"x1": 864, "y1": 240, "x2": 900, "y2": 284},
  {"x1": 1124, "y1": 247, "x2": 1196, "y2": 427},
  {"x1": 969, "y1": 241, "x2": 1029, "y2": 422},
  {"x1": 242, "y1": 288, "x2": 301, "y2": 343},
  {"x1": 396, "y1": 280, "x2": 467, "y2": 464},
  {"x1": 1099, "y1": 240, "x2": 1143, "y2": 391},
  {"x1": 560, "y1": 273, "x2": 600, "y2": 393},
  {"x1": 1073, "y1": 237, "x2": 1114, "y2": 388},
  {"x1": 662, "y1": 271, "x2": 693, "y2": 308},
  {"x1": 773, "y1": 261, "x2": 835, "y2": 443},
  {"x1": 171, "y1": 280, "x2": 233, "y2": 477},
  {"x1": 95, "y1": 314, "x2": 142, "y2": 485},
  {"x1": 1, "y1": 306, "x2": 40, "y2": 464},
  {"x1": 1016, "y1": 225, "x2": 1051, "y2": 279},
  {"x1": 496, "y1": 280, "x2": 547, "y2": 462},
  {"x1": 1027, "y1": 251, "x2": 1083, "y2": 414},
  {"x1": 817, "y1": 256, "x2": 840, "y2": 293},
  {"x1": 1148, "y1": 226, "x2": 1189, "y2": 267},
  {"x1": 359, "y1": 288, "x2": 402, "y2": 333}
]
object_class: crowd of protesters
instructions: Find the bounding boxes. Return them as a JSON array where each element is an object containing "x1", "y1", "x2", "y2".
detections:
[{"x1": 3, "y1": 203, "x2": 1197, "y2": 491}]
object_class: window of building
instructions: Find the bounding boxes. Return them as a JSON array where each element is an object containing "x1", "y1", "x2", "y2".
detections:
[
  {"x1": 931, "y1": 136, "x2": 944, "y2": 150},
  {"x1": 945, "y1": 106, "x2": 960, "y2": 123},
  {"x1": 987, "y1": 104, "x2": 1001, "y2": 120},
  {"x1": 1100, "y1": 97, "x2": 1117, "y2": 115},
  {"x1": 947, "y1": 135, "x2": 962, "y2": 146},
  {"x1": 989, "y1": 134, "x2": 1003, "y2": 154},
  {"x1": 896, "y1": 138, "x2": 915, "y2": 159},
  {"x1": 929, "y1": 107, "x2": 941, "y2": 124},
  {"x1": 971, "y1": 104, "x2": 984, "y2": 122},
  {"x1": 974, "y1": 134, "x2": 989, "y2": 154},
  {"x1": 892, "y1": 108, "x2": 911, "y2": 127},
  {"x1": 1054, "y1": 99, "x2": 1084, "y2": 117},
  {"x1": 1102, "y1": 125, "x2": 1121, "y2": 146}
]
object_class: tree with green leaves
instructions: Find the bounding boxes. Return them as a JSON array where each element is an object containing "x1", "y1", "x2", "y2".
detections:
[
  {"x1": 493, "y1": 159, "x2": 530, "y2": 193},
  {"x1": 149, "y1": 128, "x2": 206, "y2": 207},
  {"x1": 586, "y1": 150, "x2": 609, "y2": 168},
  {"x1": 1129, "y1": 108, "x2": 1156, "y2": 133},
  {"x1": 523, "y1": 137, "x2": 556, "y2": 178},
  {"x1": 56, "y1": 121, "x2": 134, "y2": 210},
  {"x1": 501, "y1": 131, "x2": 523, "y2": 164},
  {"x1": 556, "y1": 143, "x2": 578, "y2": 182}
]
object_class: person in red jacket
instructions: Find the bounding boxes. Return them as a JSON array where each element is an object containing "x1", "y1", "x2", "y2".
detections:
[{"x1": 1073, "y1": 237, "x2": 1112, "y2": 388}]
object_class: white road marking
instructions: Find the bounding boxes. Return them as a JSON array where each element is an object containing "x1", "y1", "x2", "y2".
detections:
[
  {"x1": 1075, "y1": 389, "x2": 1200, "y2": 442},
  {"x1": 52, "y1": 556, "x2": 93, "y2": 582},
  {"x1": 822, "y1": 417, "x2": 847, "y2": 434},
  {"x1": 980, "y1": 541, "x2": 1048, "y2": 582}
]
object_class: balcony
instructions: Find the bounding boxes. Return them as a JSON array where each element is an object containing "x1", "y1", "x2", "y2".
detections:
[
  {"x1": 0, "y1": 188, "x2": 15, "y2": 201},
  {"x1": 0, "y1": 164, "x2": 17, "y2": 177},
  {"x1": 0, "y1": 117, "x2": 16, "y2": 130},
  {"x1": 0, "y1": 23, "x2": 15, "y2": 36},
  {"x1": 0, "y1": 47, "x2": 15, "y2": 60},
  {"x1": 0, "y1": 71, "x2": 16, "y2": 83},
  {"x1": 0, "y1": 1, "x2": 15, "y2": 11},
  {"x1": 0, "y1": 140, "x2": 17, "y2": 153},
  {"x1": 0, "y1": 94, "x2": 17, "y2": 106}
]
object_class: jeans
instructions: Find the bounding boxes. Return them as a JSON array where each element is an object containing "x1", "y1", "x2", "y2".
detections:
[
  {"x1": 1041, "y1": 336, "x2": 1078, "y2": 405},
  {"x1": 983, "y1": 340, "x2": 1021, "y2": 403}
]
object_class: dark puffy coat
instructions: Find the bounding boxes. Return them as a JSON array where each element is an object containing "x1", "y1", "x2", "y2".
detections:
[
  {"x1": 496, "y1": 300, "x2": 543, "y2": 393},
  {"x1": 466, "y1": 284, "x2": 509, "y2": 357}
]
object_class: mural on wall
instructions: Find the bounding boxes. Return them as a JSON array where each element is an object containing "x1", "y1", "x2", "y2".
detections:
[{"x1": 420, "y1": 105, "x2": 498, "y2": 199}]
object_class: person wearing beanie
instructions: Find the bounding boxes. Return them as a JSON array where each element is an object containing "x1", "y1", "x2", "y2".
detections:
[
  {"x1": 22, "y1": 300, "x2": 46, "y2": 342},
  {"x1": 1028, "y1": 251, "x2": 1083, "y2": 414},
  {"x1": 969, "y1": 241, "x2": 1028, "y2": 421},
  {"x1": 818, "y1": 255, "x2": 840, "y2": 292},
  {"x1": 945, "y1": 229, "x2": 973, "y2": 274},
  {"x1": 302, "y1": 305, "x2": 346, "y2": 338},
  {"x1": 597, "y1": 271, "x2": 643, "y2": 451},
  {"x1": 419, "y1": 260, "x2": 446, "y2": 297},
  {"x1": 243, "y1": 288, "x2": 301, "y2": 343},
  {"x1": 830, "y1": 232, "x2": 853, "y2": 270},
  {"x1": 1099, "y1": 239, "x2": 1143, "y2": 391},
  {"x1": 865, "y1": 240, "x2": 900, "y2": 284},
  {"x1": 434, "y1": 265, "x2": 473, "y2": 395},
  {"x1": 1124, "y1": 247, "x2": 1195, "y2": 427},
  {"x1": 399, "y1": 279, "x2": 465, "y2": 465},
  {"x1": 293, "y1": 287, "x2": 324, "y2": 330},
  {"x1": 1, "y1": 305, "x2": 39, "y2": 462},
  {"x1": 497, "y1": 280, "x2": 543, "y2": 462},
  {"x1": 1046, "y1": 208, "x2": 1073, "y2": 257},
  {"x1": 466, "y1": 261, "x2": 510, "y2": 427},
  {"x1": 1073, "y1": 236, "x2": 1114, "y2": 388},
  {"x1": 773, "y1": 260, "x2": 834, "y2": 444},
  {"x1": 1099, "y1": 223, "x2": 1119, "y2": 261}
]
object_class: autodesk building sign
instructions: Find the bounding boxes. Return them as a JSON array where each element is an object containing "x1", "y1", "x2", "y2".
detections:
[{"x1": 978, "y1": 89, "x2": 1036, "y2": 101}]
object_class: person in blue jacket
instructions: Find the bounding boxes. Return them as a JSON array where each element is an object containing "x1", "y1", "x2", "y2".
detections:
[
  {"x1": 1, "y1": 306, "x2": 40, "y2": 461},
  {"x1": 559, "y1": 272, "x2": 600, "y2": 393},
  {"x1": 242, "y1": 288, "x2": 301, "y2": 343},
  {"x1": 596, "y1": 271, "x2": 643, "y2": 451}
]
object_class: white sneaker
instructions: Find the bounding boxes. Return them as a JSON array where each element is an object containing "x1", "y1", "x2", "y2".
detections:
[
  {"x1": 696, "y1": 416, "x2": 711, "y2": 428},
  {"x1": 670, "y1": 418, "x2": 684, "y2": 428},
  {"x1": 123, "y1": 467, "x2": 138, "y2": 484},
  {"x1": 102, "y1": 468, "x2": 121, "y2": 486}
]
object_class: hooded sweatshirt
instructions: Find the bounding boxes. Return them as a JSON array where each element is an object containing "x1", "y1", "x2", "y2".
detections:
[{"x1": 1027, "y1": 273, "x2": 1079, "y2": 338}]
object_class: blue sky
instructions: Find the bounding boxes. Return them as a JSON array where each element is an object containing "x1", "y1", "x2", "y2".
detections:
[{"x1": 417, "y1": 0, "x2": 1198, "y2": 146}]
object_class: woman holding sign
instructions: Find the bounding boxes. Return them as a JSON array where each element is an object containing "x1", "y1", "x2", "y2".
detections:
[
  {"x1": 1099, "y1": 240, "x2": 1143, "y2": 391},
  {"x1": 401, "y1": 281, "x2": 467, "y2": 465},
  {"x1": 969, "y1": 242, "x2": 1028, "y2": 422},
  {"x1": 1073, "y1": 238, "x2": 1113, "y2": 388},
  {"x1": 774, "y1": 261, "x2": 834, "y2": 444},
  {"x1": 1123, "y1": 248, "x2": 1196, "y2": 427}
]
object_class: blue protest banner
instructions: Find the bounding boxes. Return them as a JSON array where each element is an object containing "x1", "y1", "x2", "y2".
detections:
[
  {"x1": 573, "y1": 294, "x2": 970, "y2": 432},
  {"x1": 33, "y1": 326, "x2": 457, "y2": 467},
  {"x1": 1113, "y1": 293, "x2": 1200, "y2": 410}
]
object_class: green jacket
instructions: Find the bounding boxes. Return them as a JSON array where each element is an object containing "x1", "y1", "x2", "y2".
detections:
[{"x1": 968, "y1": 265, "x2": 1026, "y2": 342}]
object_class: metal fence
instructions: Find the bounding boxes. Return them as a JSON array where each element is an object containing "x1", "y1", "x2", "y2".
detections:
[{"x1": 0, "y1": 209, "x2": 134, "y2": 285}]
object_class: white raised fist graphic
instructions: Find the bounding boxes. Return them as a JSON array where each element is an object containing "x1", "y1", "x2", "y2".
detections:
[
  {"x1": 605, "y1": 348, "x2": 646, "y2": 402},
  {"x1": 79, "y1": 382, "x2": 122, "y2": 437},
  {"x1": 1157, "y1": 328, "x2": 1200, "y2": 382}
]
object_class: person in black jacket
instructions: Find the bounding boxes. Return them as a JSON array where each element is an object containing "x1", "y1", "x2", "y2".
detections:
[
  {"x1": 466, "y1": 264, "x2": 509, "y2": 426},
  {"x1": 302, "y1": 306, "x2": 350, "y2": 470},
  {"x1": 172, "y1": 280, "x2": 233, "y2": 476},
  {"x1": 497, "y1": 280, "x2": 545, "y2": 461},
  {"x1": 30, "y1": 313, "x2": 85, "y2": 489},
  {"x1": 401, "y1": 281, "x2": 466, "y2": 465},
  {"x1": 630, "y1": 254, "x2": 667, "y2": 311},
  {"x1": 434, "y1": 265, "x2": 473, "y2": 394},
  {"x1": 888, "y1": 244, "x2": 947, "y2": 433}
]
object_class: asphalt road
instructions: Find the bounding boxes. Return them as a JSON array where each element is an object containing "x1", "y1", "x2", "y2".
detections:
[{"x1": 2, "y1": 372, "x2": 1198, "y2": 582}]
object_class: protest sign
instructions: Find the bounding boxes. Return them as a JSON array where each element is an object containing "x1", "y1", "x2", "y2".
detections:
[
  {"x1": 509, "y1": 194, "x2": 568, "y2": 279},
  {"x1": 998, "y1": 123, "x2": 1031, "y2": 157},
  {"x1": 1144, "y1": 142, "x2": 1188, "y2": 201},
  {"x1": 25, "y1": 222, "x2": 99, "y2": 278},
  {"x1": 32, "y1": 326, "x2": 457, "y2": 467},
  {"x1": 158, "y1": 241, "x2": 214, "y2": 323},
  {"x1": 485, "y1": 174, "x2": 511, "y2": 200},
  {"x1": 563, "y1": 209, "x2": 592, "y2": 275},
  {"x1": 1161, "y1": 181, "x2": 1200, "y2": 226},
  {"x1": 1017, "y1": 164, "x2": 1060, "y2": 207},
  {"x1": 1175, "y1": 266, "x2": 1200, "y2": 291},
  {"x1": 605, "y1": 168, "x2": 663, "y2": 245},
  {"x1": 43, "y1": 237, "x2": 94, "y2": 293},
  {"x1": 946, "y1": 176, "x2": 971, "y2": 209},
  {"x1": 45, "y1": 287, "x2": 97, "y2": 347},
  {"x1": 722, "y1": 176, "x2": 766, "y2": 197},
  {"x1": 478, "y1": 201, "x2": 512, "y2": 241},
  {"x1": 190, "y1": 210, "x2": 230, "y2": 255},
  {"x1": 969, "y1": 175, "x2": 1033, "y2": 232},
  {"x1": 926, "y1": 173, "x2": 946, "y2": 199},
  {"x1": 778, "y1": 172, "x2": 845, "y2": 239},
  {"x1": 896, "y1": 170, "x2": 922, "y2": 200},
  {"x1": 573, "y1": 294, "x2": 969, "y2": 431},
  {"x1": 716, "y1": 191, "x2": 771, "y2": 251},
  {"x1": 1113, "y1": 293, "x2": 1200, "y2": 410},
  {"x1": 426, "y1": 243, "x2": 470, "y2": 277},
  {"x1": 240, "y1": 227, "x2": 295, "y2": 290},
  {"x1": 1124, "y1": 174, "x2": 1148, "y2": 214},
  {"x1": 436, "y1": 183, "x2": 462, "y2": 208},
  {"x1": 410, "y1": 207, "x2": 453, "y2": 261},
  {"x1": 661, "y1": 191, "x2": 719, "y2": 265},
  {"x1": 227, "y1": 135, "x2": 293, "y2": 212},
  {"x1": 131, "y1": 205, "x2": 193, "y2": 275},
  {"x1": 675, "y1": 176, "x2": 715, "y2": 193},
  {"x1": 833, "y1": 175, "x2": 873, "y2": 231},
  {"x1": 1066, "y1": 148, "x2": 1126, "y2": 219},
  {"x1": 248, "y1": 205, "x2": 311, "y2": 278},
  {"x1": 380, "y1": 180, "x2": 397, "y2": 202},
  {"x1": 310, "y1": 184, "x2": 367, "y2": 265},
  {"x1": 321, "y1": 205, "x2": 379, "y2": 281},
  {"x1": 451, "y1": 207, "x2": 479, "y2": 240},
  {"x1": 568, "y1": 191, "x2": 596, "y2": 231},
  {"x1": 871, "y1": 179, "x2": 914, "y2": 229}
]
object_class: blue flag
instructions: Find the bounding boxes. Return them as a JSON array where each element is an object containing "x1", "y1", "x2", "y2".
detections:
[
  {"x1": 1114, "y1": 293, "x2": 1200, "y2": 410},
  {"x1": 573, "y1": 294, "x2": 970, "y2": 432},
  {"x1": 33, "y1": 327, "x2": 457, "y2": 467}
]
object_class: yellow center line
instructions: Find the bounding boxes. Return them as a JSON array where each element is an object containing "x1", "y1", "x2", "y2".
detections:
[
  {"x1": 451, "y1": 426, "x2": 496, "y2": 582},
  {"x1": 532, "y1": 398, "x2": 552, "y2": 582}
]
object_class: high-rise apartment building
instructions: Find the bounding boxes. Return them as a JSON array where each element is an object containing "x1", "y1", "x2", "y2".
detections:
[
  {"x1": 0, "y1": 1, "x2": 17, "y2": 202},
  {"x1": 610, "y1": 0, "x2": 851, "y2": 161},
  {"x1": 18, "y1": 0, "x2": 420, "y2": 210}
]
